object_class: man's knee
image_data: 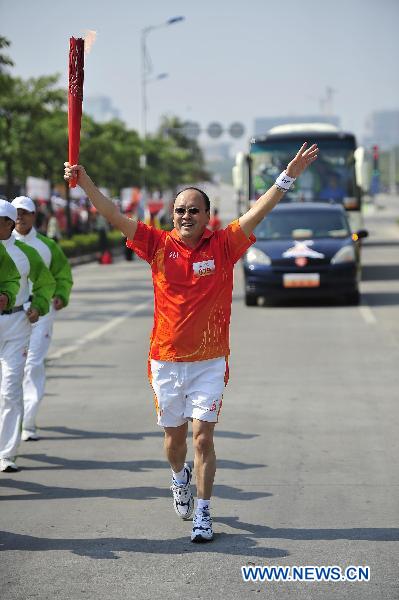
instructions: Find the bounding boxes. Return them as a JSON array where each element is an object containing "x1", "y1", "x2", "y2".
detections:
[
  {"x1": 193, "y1": 428, "x2": 214, "y2": 455},
  {"x1": 164, "y1": 424, "x2": 187, "y2": 451}
]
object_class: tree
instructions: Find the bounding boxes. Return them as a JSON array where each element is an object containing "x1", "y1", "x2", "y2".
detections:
[
  {"x1": 156, "y1": 115, "x2": 210, "y2": 189},
  {"x1": 0, "y1": 38, "x2": 210, "y2": 200},
  {"x1": 0, "y1": 71, "x2": 66, "y2": 197},
  {"x1": 0, "y1": 36, "x2": 14, "y2": 73},
  {"x1": 79, "y1": 118, "x2": 142, "y2": 194}
]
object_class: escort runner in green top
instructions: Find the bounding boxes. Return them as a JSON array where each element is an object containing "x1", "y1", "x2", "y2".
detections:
[
  {"x1": 12, "y1": 196, "x2": 73, "y2": 441},
  {"x1": 0, "y1": 199, "x2": 55, "y2": 473}
]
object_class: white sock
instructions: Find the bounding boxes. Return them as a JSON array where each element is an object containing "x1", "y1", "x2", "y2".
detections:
[
  {"x1": 196, "y1": 499, "x2": 210, "y2": 512},
  {"x1": 172, "y1": 467, "x2": 186, "y2": 485}
]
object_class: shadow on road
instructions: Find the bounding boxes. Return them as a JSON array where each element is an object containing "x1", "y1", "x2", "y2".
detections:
[
  {"x1": 54, "y1": 304, "x2": 153, "y2": 322},
  {"x1": 217, "y1": 516, "x2": 399, "y2": 543},
  {"x1": 0, "y1": 479, "x2": 270, "y2": 503},
  {"x1": 47, "y1": 374, "x2": 92, "y2": 380},
  {"x1": 37, "y1": 426, "x2": 258, "y2": 442},
  {"x1": 17, "y1": 453, "x2": 265, "y2": 473},
  {"x1": 2, "y1": 516, "x2": 398, "y2": 559},
  {"x1": 362, "y1": 291, "x2": 399, "y2": 306},
  {"x1": 0, "y1": 530, "x2": 287, "y2": 560},
  {"x1": 364, "y1": 239, "x2": 399, "y2": 248},
  {"x1": 46, "y1": 364, "x2": 115, "y2": 370},
  {"x1": 362, "y1": 265, "x2": 399, "y2": 281},
  {"x1": 73, "y1": 283, "x2": 151, "y2": 294}
]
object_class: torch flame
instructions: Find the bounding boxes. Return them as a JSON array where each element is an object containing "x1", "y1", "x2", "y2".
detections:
[{"x1": 83, "y1": 30, "x2": 97, "y2": 54}]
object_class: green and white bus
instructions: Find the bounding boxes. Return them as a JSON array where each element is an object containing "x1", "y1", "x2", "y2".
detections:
[{"x1": 233, "y1": 123, "x2": 368, "y2": 232}]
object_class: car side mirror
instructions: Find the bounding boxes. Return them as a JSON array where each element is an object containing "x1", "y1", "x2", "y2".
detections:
[{"x1": 356, "y1": 229, "x2": 368, "y2": 239}]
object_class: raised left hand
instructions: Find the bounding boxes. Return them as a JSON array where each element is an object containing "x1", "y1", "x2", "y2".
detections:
[
  {"x1": 27, "y1": 307, "x2": 39, "y2": 323},
  {"x1": 286, "y1": 143, "x2": 319, "y2": 178},
  {"x1": 0, "y1": 294, "x2": 8, "y2": 311},
  {"x1": 53, "y1": 297, "x2": 64, "y2": 311}
]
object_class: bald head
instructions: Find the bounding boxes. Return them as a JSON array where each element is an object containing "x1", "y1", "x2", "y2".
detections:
[
  {"x1": 175, "y1": 187, "x2": 210, "y2": 212},
  {"x1": 173, "y1": 187, "x2": 210, "y2": 247}
]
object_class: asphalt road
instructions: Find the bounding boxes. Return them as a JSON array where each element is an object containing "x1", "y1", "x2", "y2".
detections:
[{"x1": 1, "y1": 194, "x2": 399, "y2": 600}]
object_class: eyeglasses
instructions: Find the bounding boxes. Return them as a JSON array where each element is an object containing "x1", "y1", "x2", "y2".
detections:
[{"x1": 174, "y1": 207, "x2": 201, "y2": 215}]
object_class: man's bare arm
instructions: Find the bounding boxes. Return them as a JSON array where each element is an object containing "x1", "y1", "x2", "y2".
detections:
[
  {"x1": 64, "y1": 163, "x2": 138, "y2": 239},
  {"x1": 239, "y1": 143, "x2": 319, "y2": 238}
]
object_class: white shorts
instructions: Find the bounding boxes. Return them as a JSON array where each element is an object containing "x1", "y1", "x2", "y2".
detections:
[{"x1": 149, "y1": 357, "x2": 228, "y2": 428}]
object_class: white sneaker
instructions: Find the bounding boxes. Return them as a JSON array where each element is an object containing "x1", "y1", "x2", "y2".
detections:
[
  {"x1": 191, "y1": 508, "x2": 213, "y2": 543},
  {"x1": 21, "y1": 429, "x2": 39, "y2": 441},
  {"x1": 0, "y1": 458, "x2": 19, "y2": 472},
  {"x1": 170, "y1": 463, "x2": 194, "y2": 520}
]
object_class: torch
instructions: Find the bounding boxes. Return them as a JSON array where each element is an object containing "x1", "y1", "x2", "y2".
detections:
[{"x1": 68, "y1": 37, "x2": 85, "y2": 188}]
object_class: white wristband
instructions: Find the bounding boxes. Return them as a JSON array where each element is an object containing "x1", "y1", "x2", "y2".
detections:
[{"x1": 275, "y1": 171, "x2": 296, "y2": 191}]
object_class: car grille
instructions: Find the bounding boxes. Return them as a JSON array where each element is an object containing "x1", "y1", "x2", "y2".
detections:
[{"x1": 271, "y1": 257, "x2": 331, "y2": 267}]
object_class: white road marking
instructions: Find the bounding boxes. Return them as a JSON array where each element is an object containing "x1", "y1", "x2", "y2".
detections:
[
  {"x1": 47, "y1": 301, "x2": 151, "y2": 361},
  {"x1": 359, "y1": 303, "x2": 377, "y2": 324}
]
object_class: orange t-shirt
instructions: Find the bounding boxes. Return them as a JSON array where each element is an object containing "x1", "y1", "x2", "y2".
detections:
[{"x1": 127, "y1": 219, "x2": 255, "y2": 362}]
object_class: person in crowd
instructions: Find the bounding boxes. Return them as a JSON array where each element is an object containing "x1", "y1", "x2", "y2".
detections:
[
  {"x1": 0, "y1": 200, "x2": 55, "y2": 472},
  {"x1": 46, "y1": 207, "x2": 61, "y2": 242},
  {"x1": 12, "y1": 196, "x2": 73, "y2": 441},
  {"x1": 208, "y1": 208, "x2": 222, "y2": 231}
]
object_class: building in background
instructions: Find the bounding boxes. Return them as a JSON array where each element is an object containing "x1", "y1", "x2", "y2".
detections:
[
  {"x1": 202, "y1": 143, "x2": 232, "y2": 162},
  {"x1": 254, "y1": 115, "x2": 340, "y2": 137},
  {"x1": 84, "y1": 96, "x2": 121, "y2": 122},
  {"x1": 201, "y1": 143, "x2": 234, "y2": 184},
  {"x1": 363, "y1": 110, "x2": 399, "y2": 149}
]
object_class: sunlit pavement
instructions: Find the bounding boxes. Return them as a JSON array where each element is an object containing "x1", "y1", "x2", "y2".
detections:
[{"x1": 1, "y1": 194, "x2": 399, "y2": 600}]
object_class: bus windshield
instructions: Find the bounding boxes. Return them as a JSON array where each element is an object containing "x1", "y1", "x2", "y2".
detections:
[{"x1": 250, "y1": 137, "x2": 357, "y2": 206}]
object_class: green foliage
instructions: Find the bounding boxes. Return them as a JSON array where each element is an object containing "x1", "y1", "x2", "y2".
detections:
[
  {"x1": 156, "y1": 115, "x2": 210, "y2": 188},
  {"x1": 79, "y1": 118, "x2": 142, "y2": 191},
  {"x1": 0, "y1": 38, "x2": 210, "y2": 199},
  {"x1": 59, "y1": 230, "x2": 124, "y2": 257},
  {"x1": 0, "y1": 36, "x2": 14, "y2": 72},
  {"x1": 0, "y1": 68, "x2": 67, "y2": 195}
]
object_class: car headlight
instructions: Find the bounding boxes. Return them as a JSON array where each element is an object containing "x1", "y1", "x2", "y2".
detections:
[
  {"x1": 245, "y1": 247, "x2": 271, "y2": 266},
  {"x1": 331, "y1": 245, "x2": 356, "y2": 264}
]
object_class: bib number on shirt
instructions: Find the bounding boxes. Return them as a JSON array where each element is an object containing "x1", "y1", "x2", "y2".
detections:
[{"x1": 193, "y1": 259, "x2": 215, "y2": 277}]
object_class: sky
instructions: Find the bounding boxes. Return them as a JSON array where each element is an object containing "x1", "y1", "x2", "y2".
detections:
[{"x1": 2, "y1": 0, "x2": 399, "y2": 153}]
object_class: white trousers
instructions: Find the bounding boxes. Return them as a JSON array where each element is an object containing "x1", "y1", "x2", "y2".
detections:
[
  {"x1": 0, "y1": 311, "x2": 31, "y2": 459},
  {"x1": 22, "y1": 307, "x2": 55, "y2": 430}
]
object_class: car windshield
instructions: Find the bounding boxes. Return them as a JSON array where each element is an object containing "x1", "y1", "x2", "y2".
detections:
[
  {"x1": 250, "y1": 137, "x2": 357, "y2": 204},
  {"x1": 255, "y1": 209, "x2": 351, "y2": 240}
]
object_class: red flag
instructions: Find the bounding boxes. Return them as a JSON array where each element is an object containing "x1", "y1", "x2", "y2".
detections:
[{"x1": 68, "y1": 37, "x2": 84, "y2": 188}]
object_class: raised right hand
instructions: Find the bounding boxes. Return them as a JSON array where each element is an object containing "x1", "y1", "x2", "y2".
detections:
[{"x1": 63, "y1": 162, "x2": 87, "y2": 184}]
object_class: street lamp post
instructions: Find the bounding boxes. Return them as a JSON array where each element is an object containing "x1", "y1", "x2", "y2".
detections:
[
  {"x1": 140, "y1": 16, "x2": 184, "y2": 138},
  {"x1": 140, "y1": 16, "x2": 184, "y2": 198}
]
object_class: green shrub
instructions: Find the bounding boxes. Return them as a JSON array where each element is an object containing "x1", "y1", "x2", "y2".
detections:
[
  {"x1": 59, "y1": 230, "x2": 125, "y2": 257},
  {"x1": 59, "y1": 239, "x2": 76, "y2": 256}
]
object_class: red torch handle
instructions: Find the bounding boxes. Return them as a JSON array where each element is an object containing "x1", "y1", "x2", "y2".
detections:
[{"x1": 68, "y1": 37, "x2": 85, "y2": 188}]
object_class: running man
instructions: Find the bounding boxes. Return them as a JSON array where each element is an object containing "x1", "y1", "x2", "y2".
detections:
[
  {"x1": 12, "y1": 196, "x2": 73, "y2": 441},
  {"x1": 0, "y1": 200, "x2": 55, "y2": 473},
  {"x1": 64, "y1": 142, "x2": 318, "y2": 542}
]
